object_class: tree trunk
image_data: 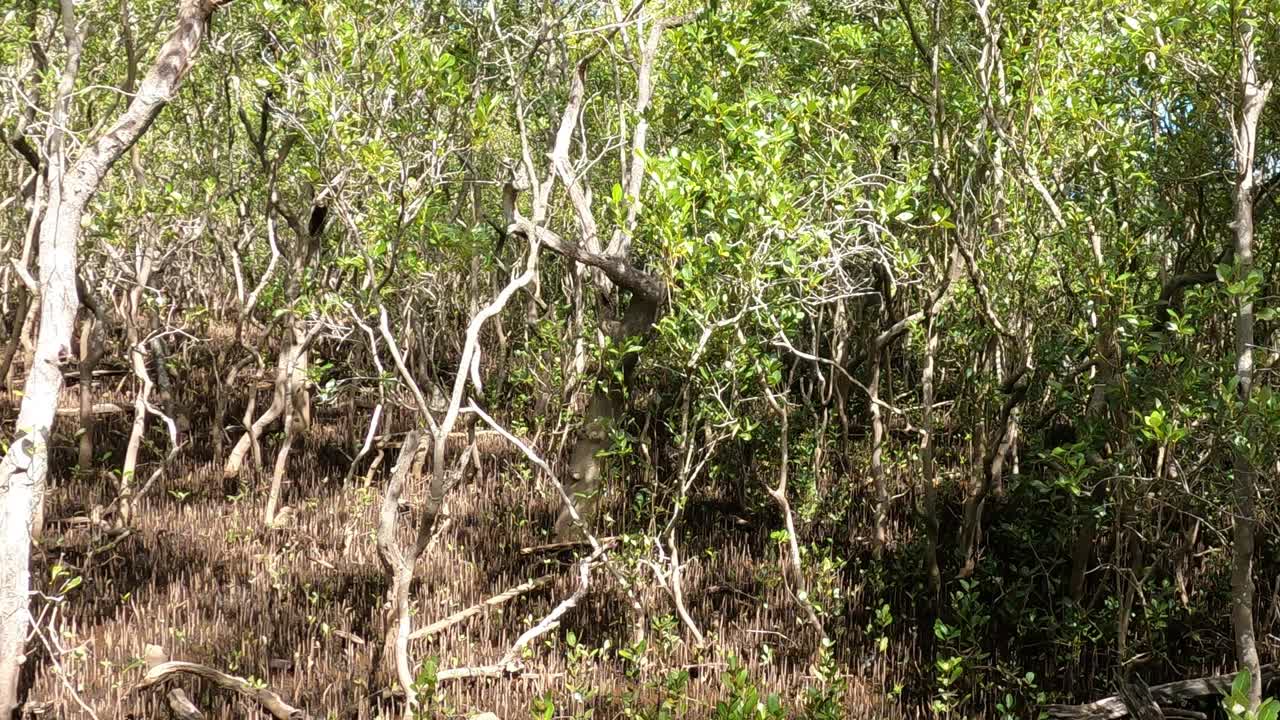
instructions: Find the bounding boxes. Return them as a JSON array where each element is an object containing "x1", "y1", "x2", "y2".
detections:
[
  {"x1": 76, "y1": 284, "x2": 106, "y2": 473},
  {"x1": 868, "y1": 342, "x2": 888, "y2": 558},
  {"x1": 920, "y1": 313, "x2": 942, "y2": 602},
  {"x1": 554, "y1": 297, "x2": 659, "y2": 538},
  {"x1": 958, "y1": 367, "x2": 1026, "y2": 577},
  {"x1": 120, "y1": 256, "x2": 156, "y2": 524},
  {"x1": 1228, "y1": 17, "x2": 1271, "y2": 712},
  {"x1": 0, "y1": 291, "x2": 29, "y2": 391},
  {"x1": 0, "y1": 0, "x2": 225, "y2": 712},
  {"x1": 223, "y1": 342, "x2": 290, "y2": 478}
]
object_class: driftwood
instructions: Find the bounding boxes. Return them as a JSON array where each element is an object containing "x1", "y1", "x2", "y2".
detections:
[
  {"x1": 135, "y1": 661, "x2": 309, "y2": 720},
  {"x1": 1046, "y1": 665, "x2": 1277, "y2": 719},
  {"x1": 409, "y1": 574, "x2": 555, "y2": 641}
]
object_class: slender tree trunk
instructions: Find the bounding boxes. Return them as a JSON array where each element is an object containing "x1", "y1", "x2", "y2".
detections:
[
  {"x1": 868, "y1": 341, "x2": 888, "y2": 558},
  {"x1": 224, "y1": 346, "x2": 289, "y2": 478},
  {"x1": 76, "y1": 282, "x2": 106, "y2": 473},
  {"x1": 920, "y1": 313, "x2": 942, "y2": 602},
  {"x1": 0, "y1": 1, "x2": 226, "y2": 711},
  {"x1": 265, "y1": 366, "x2": 295, "y2": 526},
  {"x1": 120, "y1": 256, "x2": 155, "y2": 523},
  {"x1": 958, "y1": 367, "x2": 1026, "y2": 577},
  {"x1": 1229, "y1": 17, "x2": 1270, "y2": 711},
  {"x1": 0, "y1": 292, "x2": 29, "y2": 391}
]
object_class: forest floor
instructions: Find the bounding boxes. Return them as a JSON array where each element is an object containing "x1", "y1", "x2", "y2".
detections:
[
  {"x1": 7, "y1": 361, "x2": 1271, "y2": 719},
  {"x1": 9, "y1": 368, "x2": 925, "y2": 720}
]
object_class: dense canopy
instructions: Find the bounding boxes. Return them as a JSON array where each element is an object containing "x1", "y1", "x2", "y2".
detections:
[{"x1": 3, "y1": 0, "x2": 1280, "y2": 718}]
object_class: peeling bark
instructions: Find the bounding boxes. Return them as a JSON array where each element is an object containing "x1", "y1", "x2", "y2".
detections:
[{"x1": 0, "y1": 0, "x2": 227, "y2": 712}]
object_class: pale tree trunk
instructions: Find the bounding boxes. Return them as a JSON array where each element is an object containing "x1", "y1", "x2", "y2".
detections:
[
  {"x1": 223, "y1": 319, "x2": 315, "y2": 480},
  {"x1": 868, "y1": 341, "x2": 888, "y2": 557},
  {"x1": 264, "y1": 319, "x2": 321, "y2": 525},
  {"x1": 920, "y1": 312, "x2": 942, "y2": 602},
  {"x1": 761, "y1": 388, "x2": 826, "y2": 640},
  {"x1": 120, "y1": 253, "x2": 156, "y2": 523},
  {"x1": 0, "y1": 0, "x2": 226, "y2": 713},
  {"x1": 1229, "y1": 16, "x2": 1271, "y2": 712}
]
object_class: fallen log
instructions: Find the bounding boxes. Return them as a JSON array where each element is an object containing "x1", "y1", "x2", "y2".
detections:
[
  {"x1": 1117, "y1": 676, "x2": 1163, "y2": 720},
  {"x1": 520, "y1": 536, "x2": 618, "y2": 555},
  {"x1": 55, "y1": 403, "x2": 126, "y2": 417},
  {"x1": 134, "y1": 660, "x2": 309, "y2": 720},
  {"x1": 1045, "y1": 665, "x2": 1277, "y2": 719}
]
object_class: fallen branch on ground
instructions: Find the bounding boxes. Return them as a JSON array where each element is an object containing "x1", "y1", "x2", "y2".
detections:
[
  {"x1": 410, "y1": 574, "x2": 555, "y2": 641},
  {"x1": 426, "y1": 547, "x2": 605, "y2": 684},
  {"x1": 56, "y1": 403, "x2": 126, "y2": 416},
  {"x1": 134, "y1": 661, "x2": 309, "y2": 720},
  {"x1": 1044, "y1": 665, "x2": 1277, "y2": 719},
  {"x1": 520, "y1": 537, "x2": 618, "y2": 555}
]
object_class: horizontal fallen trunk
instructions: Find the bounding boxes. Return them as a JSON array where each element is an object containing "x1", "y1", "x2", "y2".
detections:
[
  {"x1": 62, "y1": 367, "x2": 129, "y2": 381},
  {"x1": 374, "y1": 429, "x2": 520, "y2": 454},
  {"x1": 56, "y1": 403, "x2": 126, "y2": 416},
  {"x1": 134, "y1": 660, "x2": 309, "y2": 720},
  {"x1": 1045, "y1": 665, "x2": 1277, "y2": 719},
  {"x1": 520, "y1": 536, "x2": 619, "y2": 555}
]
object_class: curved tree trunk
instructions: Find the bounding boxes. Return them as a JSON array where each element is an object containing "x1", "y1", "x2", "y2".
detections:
[
  {"x1": 0, "y1": 0, "x2": 226, "y2": 712},
  {"x1": 223, "y1": 319, "x2": 313, "y2": 479}
]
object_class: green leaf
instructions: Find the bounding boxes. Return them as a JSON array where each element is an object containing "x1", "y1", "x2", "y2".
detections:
[
  {"x1": 1231, "y1": 669, "x2": 1251, "y2": 701},
  {"x1": 1260, "y1": 700, "x2": 1280, "y2": 720}
]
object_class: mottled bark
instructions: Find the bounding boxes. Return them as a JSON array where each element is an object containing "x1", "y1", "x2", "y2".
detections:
[{"x1": 0, "y1": 0, "x2": 226, "y2": 712}]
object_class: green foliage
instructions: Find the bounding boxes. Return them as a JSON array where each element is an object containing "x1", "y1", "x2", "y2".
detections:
[
  {"x1": 715, "y1": 657, "x2": 786, "y2": 720},
  {"x1": 6, "y1": 0, "x2": 1280, "y2": 715},
  {"x1": 1223, "y1": 671, "x2": 1280, "y2": 720}
]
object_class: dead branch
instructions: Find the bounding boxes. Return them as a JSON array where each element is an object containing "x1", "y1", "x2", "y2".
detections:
[
  {"x1": 135, "y1": 661, "x2": 310, "y2": 720},
  {"x1": 55, "y1": 403, "x2": 125, "y2": 416},
  {"x1": 520, "y1": 537, "x2": 618, "y2": 555},
  {"x1": 499, "y1": 546, "x2": 605, "y2": 668},
  {"x1": 409, "y1": 574, "x2": 555, "y2": 641},
  {"x1": 1044, "y1": 665, "x2": 1277, "y2": 719}
]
